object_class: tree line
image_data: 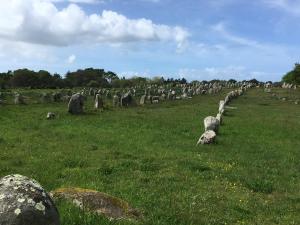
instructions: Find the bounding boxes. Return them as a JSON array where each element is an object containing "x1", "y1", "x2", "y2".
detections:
[
  {"x1": 1, "y1": 64, "x2": 298, "y2": 89},
  {"x1": 0, "y1": 68, "x2": 189, "y2": 89}
]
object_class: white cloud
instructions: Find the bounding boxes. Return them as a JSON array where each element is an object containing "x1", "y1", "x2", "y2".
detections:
[
  {"x1": 212, "y1": 22, "x2": 263, "y2": 48},
  {"x1": 0, "y1": 0, "x2": 189, "y2": 48},
  {"x1": 264, "y1": 0, "x2": 300, "y2": 15},
  {"x1": 67, "y1": 54, "x2": 76, "y2": 64},
  {"x1": 46, "y1": 0, "x2": 103, "y2": 4}
]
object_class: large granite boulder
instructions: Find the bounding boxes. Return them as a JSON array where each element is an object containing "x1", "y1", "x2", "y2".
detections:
[
  {"x1": 0, "y1": 174, "x2": 60, "y2": 225},
  {"x1": 68, "y1": 93, "x2": 84, "y2": 114}
]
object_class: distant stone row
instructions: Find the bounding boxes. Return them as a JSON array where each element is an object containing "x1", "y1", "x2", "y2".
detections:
[{"x1": 0, "y1": 81, "x2": 244, "y2": 106}]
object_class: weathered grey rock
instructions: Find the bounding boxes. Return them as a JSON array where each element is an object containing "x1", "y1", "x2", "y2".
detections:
[
  {"x1": 14, "y1": 94, "x2": 25, "y2": 105},
  {"x1": 121, "y1": 92, "x2": 133, "y2": 107},
  {"x1": 197, "y1": 130, "x2": 216, "y2": 145},
  {"x1": 113, "y1": 95, "x2": 120, "y2": 107},
  {"x1": 47, "y1": 112, "x2": 56, "y2": 120},
  {"x1": 216, "y1": 113, "x2": 222, "y2": 124},
  {"x1": 50, "y1": 187, "x2": 142, "y2": 221},
  {"x1": 0, "y1": 174, "x2": 60, "y2": 225},
  {"x1": 219, "y1": 100, "x2": 225, "y2": 114},
  {"x1": 140, "y1": 95, "x2": 146, "y2": 105},
  {"x1": 94, "y1": 94, "x2": 104, "y2": 110},
  {"x1": 204, "y1": 116, "x2": 219, "y2": 132},
  {"x1": 68, "y1": 93, "x2": 84, "y2": 114}
]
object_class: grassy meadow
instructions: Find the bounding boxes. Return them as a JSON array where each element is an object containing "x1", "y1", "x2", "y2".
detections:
[{"x1": 0, "y1": 88, "x2": 299, "y2": 225}]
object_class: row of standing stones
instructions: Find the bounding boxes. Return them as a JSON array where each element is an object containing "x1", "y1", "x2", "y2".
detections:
[
  {"x1": 60, "y1": 84, "x2": 226, "y2": 116},
  {"x1": 264, "y1": 83, "x2": 299, "y2": 105},
  {"x1": 197, "y1": 84, "x2": 254, "y2": 145},
  {"x1": 0, "y1": 174, "x2": 142, "y2": 225}
]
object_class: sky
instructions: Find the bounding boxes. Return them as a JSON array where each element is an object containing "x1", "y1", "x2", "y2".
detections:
[{"x1": 0, "y1": 0, "x2": 299, "y2": 81}]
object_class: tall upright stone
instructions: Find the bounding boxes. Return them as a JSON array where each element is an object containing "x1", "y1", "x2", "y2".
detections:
[
  {"x1": 68, "y1": 93, "x2": 84, "y2": 114},
  {"x1": 95, "y1": 94, "x2": 104, "y2": 110}
]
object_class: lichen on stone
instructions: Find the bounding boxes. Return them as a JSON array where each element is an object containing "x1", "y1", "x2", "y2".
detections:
[{"x1": 51, "y1": 187, "x2": 142, "y2": 221}]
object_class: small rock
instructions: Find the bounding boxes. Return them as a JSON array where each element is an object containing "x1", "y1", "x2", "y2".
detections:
[
  {"x1": 47, "y1": 112, "x2": 56, "y2": 120},
  {"x1": 197, "y1": 130, "x2": 216, "y2": 145}
]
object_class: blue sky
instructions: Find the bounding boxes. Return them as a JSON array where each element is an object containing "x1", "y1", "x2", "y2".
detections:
[{"x1": 0, "y1": 0, "x2": 299, "y2": 81}]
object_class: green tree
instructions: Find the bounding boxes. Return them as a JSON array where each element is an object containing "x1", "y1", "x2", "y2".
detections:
[{"x1": 282, "y1": 63, "x2": 300, "y2": 85}]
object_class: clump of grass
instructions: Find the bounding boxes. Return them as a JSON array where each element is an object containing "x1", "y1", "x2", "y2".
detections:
[
  {"x1": 245, "y1": 179, "x2": 274, "y2": 194},
  {"x1": 63, "y1": 157, "x2": 88, "y2": 169}
]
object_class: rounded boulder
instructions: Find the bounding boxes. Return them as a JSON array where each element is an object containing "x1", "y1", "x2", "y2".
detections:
[{"x1": 0, "y1": 174, "x2": 60, "y2": 225}]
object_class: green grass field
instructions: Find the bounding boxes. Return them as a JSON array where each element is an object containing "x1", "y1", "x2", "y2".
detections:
[{"x1": 0, "y1": 88, "x2": 299, "y2": 225}]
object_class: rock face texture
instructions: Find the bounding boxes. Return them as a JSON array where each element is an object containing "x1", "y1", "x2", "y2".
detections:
[
  {"x1": 0, "y1": 174, "x2": 60, "y2": 225},
  {"x1": 204, "y1": 116, "x2": 219, "y2": 132},
  {"x1": 197, "y1": 130, "x2": 216, "y2": 145},
  {"x1": 68, "y1": 93, "x2": 84, "y2": 114},
  {"x1": 50, "y1": 187, "x2": 142, "y2": 221}
]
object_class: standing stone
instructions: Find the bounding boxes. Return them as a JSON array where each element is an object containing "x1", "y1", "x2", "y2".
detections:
[
  {"x1": 140, "y1": 95, "x2": 146, "y2": 105},
  {"x1": 216, "y1": 113, "x2": 222, "y2": 124},
  {"x1": 197, "y1": 130, "x2": 216, "y2": 145},
  {"x1": 113, "y1": 95, "x2": 120, "y2": 107},
  {"x1": 121, "y1": 92, "x2": 133, "y2": 107},
  {"x1": 204, "y1": 116, "x2": 219, "y2": 132},
  {"x1": 94, "y1": 94, "x2": 104, "y2": 110},
  {"x1": 0, "y1": 174, "x2": 60, "y2": 225},
  {"x1": 14, "y1": 94, "x2": 25, "y2": 105},
  {"x1": 219, "y1": 100, "x2": 225, "y2": 114},
  {"x1": 68, "y1": 93, "x2": 84, "y2": 114}
]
